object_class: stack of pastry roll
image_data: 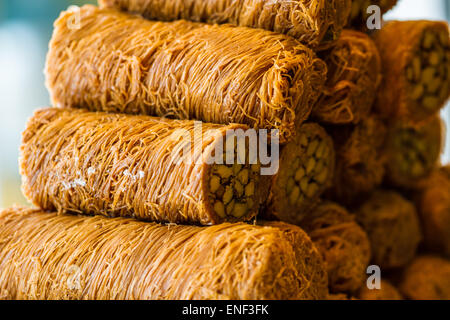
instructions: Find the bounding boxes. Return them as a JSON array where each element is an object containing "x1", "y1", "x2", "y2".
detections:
[
  {"x1": 344, "y1": 18, "x2": 449, "y2": 300},
  {"x1": 318, "y1": 4, "x2": 449, "y2": 300},
  {"x1": 46, "y1": 5, "x2": 327, "y2": 143},
  {"x1": 2, "y1": 0, "x2": 450, "y2": 301},
  {"x1": 312, "y1": 28, "x2": 385, "y2": 207},
  {"x1": 1, "y1": 3, "x2": 337, "y2": 300}
]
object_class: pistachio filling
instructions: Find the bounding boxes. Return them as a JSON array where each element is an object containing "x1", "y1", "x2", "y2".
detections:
[
  {"x1": 208, "y1": 145, "x2": 260, "y2": 219},
  {"x1": 393, "y1": 128, "x2": 431, "y2": 179},
  {"x1": 405, "y1": 29, "x2": 450, "y2": 113},
  {"x1": 285, "y1": 131, "x2": 332, "y2": 207}
]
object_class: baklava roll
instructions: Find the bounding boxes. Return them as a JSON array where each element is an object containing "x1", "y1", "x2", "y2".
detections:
[
  {"x1": 300, "y1": 202, "x2": 371, "y2": 293},
  {"x1": 356, "y1": 190, "x2": 422, "y2": 270},
  {"x1": 0, "y1": 207, "x2": 328, "y2": 300},
  {"x1": 258, "y1": 221, "x2": 328, "y2": 300},
  {"x1": 99, "y1": 0, "x2": 352, "y2": 49},
  {"x1": 265, "y1": 123, "x2": 335, "y2": 224},
  {"x1": 46, "y1": 5, "x2": 327, "y2": 143},
  {"x1": 314, "y1": 30, "x2": 381, "y2": 124},
  {"x1": 325, "y1": 116, "x2": 387, "y2": 206},
  {"x1": 384, "y1": 116, "x2": 443, "y2": 188},
  {"x1": 414, "y1": 166, "x2": 450, "y2": 257},
  {"x1": 399, "y1": 255, "x2": 450, "y2": 300},
  {"x1": 20, "y1": 108, "x2": 265, "y2": 225},
  {"x1": 374, "y1": 20, "x2": 450, "y2": 124}
]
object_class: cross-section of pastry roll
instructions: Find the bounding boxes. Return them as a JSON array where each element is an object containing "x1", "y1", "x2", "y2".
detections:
[
  {"x1": 20, "y1": 108, "x2": 265, "y2": 225},
  {"x1": 46, "y1": 5, "x2": 327, "y2": 143},
  {"x1": 325, "y1": 116, "x2": 387, "y2": 207},
  {"x1": 0, "y1": 207, "x2": 328, "y2": 300},
  {"x1": 258, "y1": 221, "x2": 328, "y2": 300},
  {"x1": 374, "y1": 20, "x2": 450, "y2": 124},
  {"x1": 347, "y1": 0, "x2": 398, "y2": 29},
  {"x1": 384, "y1": 116, "x2": 443, "y2": 188},
  {"x1": 314, "y1": 30, "x2": 381, "y2": 124},
  {"x1": 356, "y1": 190, "x2": 422, "y2": 270},
  {"x1": 264, "y1": 123, "x2": 335, "y2": 224},
  {"x1": 300, "y1": 202, "x2": 371, "y2": 294},
  {"x1": 98, "y1": 0, "x2": 352, "y2": 49}
]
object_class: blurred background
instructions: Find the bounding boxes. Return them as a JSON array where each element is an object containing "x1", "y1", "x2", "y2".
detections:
[{"x1": 0, "y1": 0, "x2": 449, "y2": 208}]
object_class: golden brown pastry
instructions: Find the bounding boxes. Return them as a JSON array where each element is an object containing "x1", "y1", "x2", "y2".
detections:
[
  {"x1": 374, "y1": 20, "x2": 450, "y2": 124},
  {"x1": 0, "y1": 207, "x2": 328, "y2": 300},
  {"x1": 20, "y1": 108, "x2": 266, "y2": 225},
  {"x1": 314, "y1": 30, "x2": 381, "y2": 124},
  {"x1": 384, "y1": 116, "x2": 443, "y2": 188},
  {"x1": 300, "y1": 202, "x2": 371, "y2": 293},
  {"x1": 99, "y1": 0, "x2": 352, "y2": 49},
  {"x1": 399, "y1": 255, "x2": 450, "y2": 300},
  {"x1": 414, "y1": 166, "x2": 450, "y2": 257},
  {"x1": 325, "y1": 116, "x2": 387, "y2": 206},
  {"x1": 259, "y1": 221, "x2": 329, "y2": 300},
  {"x1": 356, "y1": 190, "x2": 422, "y2": 270},
  {"x1": 46, "y1": 5, "x2": 327, "y2": 143},
  {"x1": 265, "y1": 123, "x2": 335, "y2": 224}
]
